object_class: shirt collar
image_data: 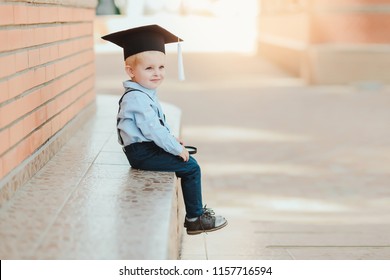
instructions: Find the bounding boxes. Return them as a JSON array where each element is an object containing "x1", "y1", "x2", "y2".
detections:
[{"x1": 122, "y1": 80, "x2": 156, "y2": 99}]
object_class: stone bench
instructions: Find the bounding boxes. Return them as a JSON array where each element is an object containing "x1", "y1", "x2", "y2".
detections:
[{"x1": 0, "y1": 94, "x2": 184, "y2": 259}]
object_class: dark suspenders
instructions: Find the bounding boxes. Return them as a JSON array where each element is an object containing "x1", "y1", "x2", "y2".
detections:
[
  {"x1": 117, "y1": 89, "x2": 137, "y2": 145},
  {"x1": 117, "y1": 88, "x2": 168, "y2": 146}
]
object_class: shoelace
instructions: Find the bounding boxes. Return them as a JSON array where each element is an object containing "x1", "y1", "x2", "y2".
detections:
[
  {"x1": 198, "y1": 205, "x2": 215, "y2": 234},
  {"x1": 202, "y1": 205, "x2": 215, "y2": 216}
]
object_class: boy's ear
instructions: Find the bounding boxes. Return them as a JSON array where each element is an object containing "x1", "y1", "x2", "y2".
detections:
[{"x1": 125, "y1": 65, "x2": 134, "y2": 78}]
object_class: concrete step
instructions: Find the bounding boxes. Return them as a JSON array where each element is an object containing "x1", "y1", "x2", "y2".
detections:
[{"x1": 0, "y1": 94, "x2": 184, "y2": 259}]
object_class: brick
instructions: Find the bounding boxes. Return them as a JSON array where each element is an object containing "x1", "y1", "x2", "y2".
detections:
[
  {"x1": 29, "y1": 128, "x2": 44, "y2": 154},
  {"x1": 58, "y1": 41, "x2": 74, "y2": 57},
  {"x1": 51, "y1": 113, "x2": 61, "y2": 134},
  {"x1": 39, "y1": 6, "x2": 59, "y2": 23},
  {"x1": 0, "y1": 29, "x2": 24, "y2": 52},
  {"x1": 33, "y1": 27, "x2": 47, "y2": 46},
  {"x1": 0, "y1": 100, "x2": 17, "y2": 127},
  {"x1": 22, "y1": 113, "x2": 35, "y2": 137},
  {"x1": 46, "y1": 26, "x2": 62, "y2": 42},
  {"x1": 50, "y1": 45, "x2": 59, "y2": 61},
  {"x1": 0, "y1": 80, "x2": 9, "y2": 103},
  {"x1": 45, "y1": 64, "x2": 56, "y2": 82},
  {"x1": 8, "y1": 28, "x2": 25, "y2": 50},
  {"x1": 46, "y1": 100, "x2": 57, "y2": 119},
  {"x1": 41, "y1": 121, "x2": 52, "y2": 143},
  {"x1": 39, "y1": 45, "x2": 53, "y2": 64},
  {"x1": 54, "y1": 59, "x2": 71, "y2": 78},
  {"x1": 0, "y1": 23, "x2": 93, "y2": 51},
  {"x1": 21, "y1": 28, "x2": 34, "y2": 49},
  {"x1": 17, "y1": 135, "x2": 31, "y2": 162},
  {"x1": 32, "y1": 67, "x2": 46, "y2": 87},
  {"x1": 13, "y1": 4, "x2": 28, "y2": 25},
  {"x1": 28, "y1": 48, "x2": 40, "y2": 68},
  {"x1": 59, "y1": 6, "x2": 74, "y2": 22},
  {"x1": 27, "y1": 5, "x2": 40, "y2": 25},
  {"x1": 0, "y1": 54, "x2": 15, "y2": 79},
  {"x1": 0, "y1": 127, "x2": 10, "y2": 155},
  {"x1": 34, "y1": 106, "x2": 47, "y2": 127},
  {"x1": 32, "y1": 25, "x2": 63, "y2": 47},
  {"x1": 9, "y1": 119, "x2": 24, "y2": 146},
  {"x1": 8, "y1": 71, "x2": 32, "y2": 100},
  {"x1": 0, "y1": 30, "x2": 7, "y2": 52},
  {"x1": 70, "y1": 23, "x2": 92, "y2": 38},
  {"x1": 2, "y1": 146, "x2": 18, "y2": 176},
  {"x1": 61, "y1": 25, "x2": 71, "y2": 40},
  {"x1": 14, "y1": 51, "x2": 29, "y2": 72},
  {"x1": 22, "y1": 89, "x2": 42, "y2": 117},
  {"x1": 0, "y1": 5, "x2": 14, "y2": 26}
]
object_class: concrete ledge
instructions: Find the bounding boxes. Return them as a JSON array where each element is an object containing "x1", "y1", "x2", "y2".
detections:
[{"x1": 0, "y1": 94, "x2": 184, "y2": 259}]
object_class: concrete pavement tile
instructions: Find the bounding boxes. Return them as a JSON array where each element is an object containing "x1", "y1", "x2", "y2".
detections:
[
  {"x1": 181, "y1": 234, "x2": 207, "y2": 255},
  {"x1": 83, "y1": 164, "x2": 131, "y2": 180},
  {"x1": 94, "y1": 151, "x2": 129, "y2": 165},
  {"x1": 205, "y1": 254, "x2": 293, "y2": 260},
  {"x1": 262, "y1": 232, "x2": 390, "y2": 247},
  {"x1": 286, "y1": 247, "x2": 390, "y2": 260},
  {"x1": 101, "y1": 134, "x2": 122, "y2": 152},
  {"x1": 180, "y1": 254, "x2": 208, "y2": 260}
]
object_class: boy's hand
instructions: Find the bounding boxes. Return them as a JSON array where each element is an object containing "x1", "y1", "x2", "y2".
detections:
[{"x1": 179, "y1": 146, "x2": 190, "y2": 162}]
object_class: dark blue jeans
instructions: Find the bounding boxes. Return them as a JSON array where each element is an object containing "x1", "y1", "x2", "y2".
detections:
[{"x1": 123, "y1": 142, "x2": 203, "y2": 218}]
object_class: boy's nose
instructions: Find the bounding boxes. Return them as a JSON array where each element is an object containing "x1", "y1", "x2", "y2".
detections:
[{"x1": 154, "y1": 69, "x2": 163, "y2": 76}]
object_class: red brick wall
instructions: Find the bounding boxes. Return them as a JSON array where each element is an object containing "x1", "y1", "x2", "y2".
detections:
[{"x1": 0, "y1": 1, "x2": 96, "y2": 181}]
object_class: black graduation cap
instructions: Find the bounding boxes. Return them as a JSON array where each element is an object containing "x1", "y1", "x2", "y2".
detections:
[
  {"x1": 101, "y1": 24, "x2": 185, "y2": 80},
  {"x1": 101, "y1": 24, "x2": 181, "y2": 58}
]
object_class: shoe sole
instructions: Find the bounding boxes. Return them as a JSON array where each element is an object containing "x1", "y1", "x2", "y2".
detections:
[{"x1": 186, "y1": 220, "x2": 228, "y2": 235}]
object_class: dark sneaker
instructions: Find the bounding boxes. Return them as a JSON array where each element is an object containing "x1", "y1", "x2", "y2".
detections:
[{"x1": 184, "y1": 207, "x2": 227, "y2": 235}]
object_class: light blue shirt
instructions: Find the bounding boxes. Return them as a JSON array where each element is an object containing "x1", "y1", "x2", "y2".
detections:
[{"x1": 117, "y1": 80, "x2": 183, "y2": 156}]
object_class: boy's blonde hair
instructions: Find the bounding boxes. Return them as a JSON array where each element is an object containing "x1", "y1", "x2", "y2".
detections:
[
  {"x1": 125, "y1": 51, "x2": 163, "y2": 67},
  {"x1": 125, "y1": 53, "x2": 142, "y2": 68}
]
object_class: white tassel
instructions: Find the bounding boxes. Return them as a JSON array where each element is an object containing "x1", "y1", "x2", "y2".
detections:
[{"x1": 177, "y1": 39, "x2": 185, "y2": 81}]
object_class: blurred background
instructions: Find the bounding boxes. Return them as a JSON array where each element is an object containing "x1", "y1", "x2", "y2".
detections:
[
  {"x1": 95, "y1": 0, "x2": 390, "y2": 86},
  {"x1": 1, "y1": 0, "x2": 389, "y2": 259}
]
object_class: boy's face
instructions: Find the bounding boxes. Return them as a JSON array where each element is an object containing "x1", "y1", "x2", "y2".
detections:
[{"x1": 126, "y1": 51, "x2": 166, "y2": 89}]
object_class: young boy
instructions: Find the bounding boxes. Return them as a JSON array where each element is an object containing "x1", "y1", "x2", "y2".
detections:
[{"x1": 101, "y1": 24, "x2": 227, "y2": 235}]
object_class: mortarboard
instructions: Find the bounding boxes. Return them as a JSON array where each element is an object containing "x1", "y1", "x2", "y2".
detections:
[{"x1": 101, "y1": 24, "x2": 185, "y2": 80}]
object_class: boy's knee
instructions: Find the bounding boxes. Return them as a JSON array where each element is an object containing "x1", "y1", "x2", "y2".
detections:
[
  {"x1": 188, "y1": 158, "x2": 201, "y2": 174},
  {"x1": 177, "y1": 158, "x2": 201, "y2": 178}
]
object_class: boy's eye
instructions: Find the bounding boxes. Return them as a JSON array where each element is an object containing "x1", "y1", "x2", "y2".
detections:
[
  {"x1": 159, "y1": 65, "x2": 165, "y2": 70},
  {"x1": 145, "y1": 67, "x2": 152, "y2": 70}
]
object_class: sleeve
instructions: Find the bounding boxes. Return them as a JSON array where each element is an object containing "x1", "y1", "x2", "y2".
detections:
[{"x1": 122, "y1": 93, "x2": 183, "y2": 156}]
